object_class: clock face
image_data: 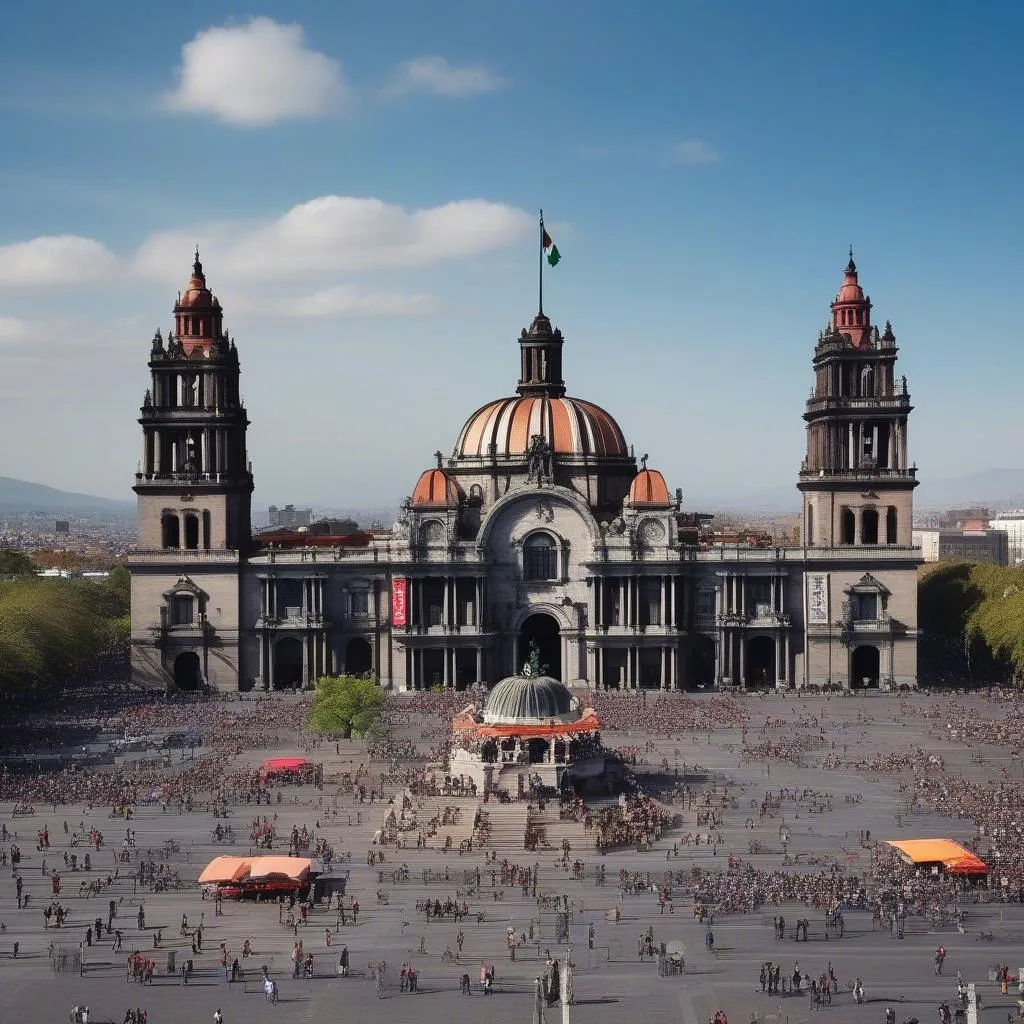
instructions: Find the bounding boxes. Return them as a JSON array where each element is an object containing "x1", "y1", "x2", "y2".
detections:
[{"x1": 641, "y1": 519, "x2": 666, "y2": 543}]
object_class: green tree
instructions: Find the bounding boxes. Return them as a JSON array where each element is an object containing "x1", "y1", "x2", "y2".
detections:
[
  {"x1": 0, "y1": 550, "x2": 35, "y2": 576},
  {"x1": 309, "y1": 674, "x2": 386, "y2": 738}
]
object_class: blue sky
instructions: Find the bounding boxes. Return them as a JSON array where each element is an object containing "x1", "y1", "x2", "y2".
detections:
[{"x1": 1, "y1": 2, "x2": 1022, "y2": 511}]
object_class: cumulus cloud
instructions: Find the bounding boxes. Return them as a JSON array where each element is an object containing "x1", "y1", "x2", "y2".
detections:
[
  {"x1": 132, "y1": 196, "x2": 533, "y2": 281},
  {"x1": 386, "y1": 56, "x2": 504, "y2": 98},
  {"x1": 0, "y1": 235, "x2": 117, "y2": 287},
  {"x1": 668, "y1": 139, "x2": 720, "y2": 165},
  {"x1": 161, "y1": 17, "x2": 349, "y2": 126}
]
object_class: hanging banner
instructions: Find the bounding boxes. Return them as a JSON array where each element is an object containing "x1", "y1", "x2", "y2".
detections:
[
  {"x1": 807, "y1": 573, "x2": 829, "y2": 624},
  {"x1": 391, "y1": 578, "x2": 408, "y2": 628}
]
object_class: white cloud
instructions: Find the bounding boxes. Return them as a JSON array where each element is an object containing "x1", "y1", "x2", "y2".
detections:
[
  {"x1": 0, "y1": 235, "x2": 117, "y2": 287},
  {"x1": 387, "y1": 56, "x2": 504, "y2": 98},
  {"x1": 0, "y1": 316, "x2": 30, "y2": 341},
  {"x1": 132, "y1": 196, "x2": 533, "y2": 281},
  {"x1": 668, "y1": 139, "x2": 720, "y2": 165},
  {"x1": 161, "y1": 17, "x2": 349, "y2": 126},
  {"x1": 270, "y1": 285, "x2": 441, "y2": 318}
]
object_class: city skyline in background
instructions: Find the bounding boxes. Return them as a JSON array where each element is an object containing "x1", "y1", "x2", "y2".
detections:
[{"x1": 1, "y1": 3, "x2": 1022, "y2": 509}]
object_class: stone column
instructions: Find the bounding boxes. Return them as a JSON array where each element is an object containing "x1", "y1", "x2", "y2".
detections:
[
  {"x1": 301, "y1": 633, "x2": 309, "y2": 686},
  {"x1": 714, "y1": 633, "x2": 721, "y2": 685},
  {"x1": 738, "y1": 634, "x2": 745, "y2": 686},
  {"x1": 774, "y1": 635, "x2": 781, "y2": 684},
  {"x1": 660, "y1": 647, "x2": 666, "y2": 690},
  {"x1": 267, "y1": 637, "x2": 275, "y2": 690},
  {"x1": 740, "y1": 577, "x2": 746, "y2": 618},
  {"x1": 660, "y1": 575, "x2": 667, "y2": 626},
  {"x1": 848, "y1": 422, "x2": 855, "y2": 469},
  {"x1": 783, "y1": 632, "x2": 790, "y2": 684},
  {"x1": 442, "y1": 646, "x2": 450, "y2": 686},
  {"x1": 619, "y1": 579, "x2": 626, "y2": 627},
  {"x1": 443, "y1": 577, "x2": 450, "y2": 629}
]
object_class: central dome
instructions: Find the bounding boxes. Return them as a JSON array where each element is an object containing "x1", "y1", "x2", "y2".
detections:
[
  {"x1": 456, "y1": 395, "x2": 627, "y2": 459},
  {"x1": 482, "y1": 673, "x2": 579, "y2": 724}
]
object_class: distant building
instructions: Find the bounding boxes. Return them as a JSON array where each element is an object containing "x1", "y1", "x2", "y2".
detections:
[
  {"x1": 55, "y1": 520, "x2": 70, "y2": 535},
  {"x1": 938, "y1": 529, "x2": 1008, "y2": 566},
  {"x1": 938, "y1": 508, "x2": 991, "y2": 530},
  {"x1": 988, "y1": 511, "x2": 1024, "y2": 564},
  {"x1": 912, "y1": 529, "x2": 940, "y2": 562},
  {"x1": 268, "y1": 505, "x2": 312, "y2": 529}
]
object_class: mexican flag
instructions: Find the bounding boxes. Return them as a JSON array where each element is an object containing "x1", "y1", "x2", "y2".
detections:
[{"x1": 542, "y1": 228, "x2": 561, "y2": 267}]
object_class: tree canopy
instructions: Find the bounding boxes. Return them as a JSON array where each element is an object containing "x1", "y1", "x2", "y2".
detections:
[
  {"x1": 0, "y1": 549, "x2": 35, "y2": 576},
  {"x1": 308, "y1": 674, "x2": 386, "y2": 739},
  {"x1": 919, "y1": 561, "x2": 1024, "y2": 685},
  {"x1": 0, "y1": 559, "x2": 131, "y2": 695}
]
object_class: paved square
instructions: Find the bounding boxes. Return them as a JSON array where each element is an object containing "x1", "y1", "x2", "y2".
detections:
[{"x1": 2, "y1": 690, "x2": 1023, "y2": 1024}]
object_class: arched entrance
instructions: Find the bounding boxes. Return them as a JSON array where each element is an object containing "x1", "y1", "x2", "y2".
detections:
[
  {"x1": 850, "y1": 645, "x2": 880, "y2": 688},
  {"x1": 345, "y1": 638, "x2": 373, "y2": 676},
  {"x1": 173, "y1": 651, "x2": 202, "y2": 690},
  {"x1": 274, "y1": 637, "x2": 304, "y2": 690},
  {"x1": 691, "y1": 636, "x2": 716, "y2": 690},
  {"x1": 746, "y1": 636, "x2": 776, "y2": 687},
  {"x1": 518, "y1": 613, "x2": 561, "y2": 679}
]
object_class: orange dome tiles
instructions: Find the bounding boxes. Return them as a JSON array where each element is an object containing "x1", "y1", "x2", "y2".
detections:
[
  {"x1": 455, "y1": 396, "x2": 627, "y2": 459},
  {"x1": 628, "y1": 468, "x2": 671, "y2": 506},
  {"x1": 410, "y1": 468, "x2": 463, "y2": 507}
]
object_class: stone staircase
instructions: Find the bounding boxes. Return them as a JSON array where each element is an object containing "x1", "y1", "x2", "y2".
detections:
[
  {"x1": 526, "y1": 803, "x2": 592, "y2": 856},
  {"x1": 415, "y1": 795, "x2": 480, "y2": 851},
  {"x1": 477, "y1": 801, "x2": 530, "y2": 853}
]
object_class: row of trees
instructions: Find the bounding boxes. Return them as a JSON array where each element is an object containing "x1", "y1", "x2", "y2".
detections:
[
  {"x1": 919, "y1": 561, "x2": 1024, "y2": 684},
  {"x1": 0, "y1": 560, "x2": 130, "y2": 696}
]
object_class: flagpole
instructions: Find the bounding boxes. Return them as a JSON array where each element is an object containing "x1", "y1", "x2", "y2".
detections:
[{"x1": 539, "y1": 208, "x2": 544, "y2": 315}]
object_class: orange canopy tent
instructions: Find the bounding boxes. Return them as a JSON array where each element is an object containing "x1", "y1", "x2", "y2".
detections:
[
  {"x1": 884, "y1": 839, "x2": 988, "y2": 875},
  {"x1": 198, "y1": 855, "x2": 312, "y2": 885}
]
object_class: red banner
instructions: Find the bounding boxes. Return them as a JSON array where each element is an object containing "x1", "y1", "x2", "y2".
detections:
[{"x1": 391, "y1": 578, "x2": 408, "y2": 628}]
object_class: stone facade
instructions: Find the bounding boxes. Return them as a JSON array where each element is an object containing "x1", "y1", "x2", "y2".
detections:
[{"x1": 129, "y1": 254, "x2": 921, "y2": 693}]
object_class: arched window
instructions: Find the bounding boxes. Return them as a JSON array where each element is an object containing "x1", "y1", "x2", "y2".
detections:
[
  {"x1": 840, "y1": 507, "x2": 855, "y2": 545},
  {"x1": 161, "y1": 513, "x2": 180, "y2": 549},
  {"x1": 860, "y1": 365, "x2": 874, "y2": 397},
  {"x1": 862, "y1": 508, "x2": 879, "y2": 545},
  {"x1": 523, "y1": 533, "x2": 558, "y2": 581},
  {"x1": 183, "y1": 513, "x2": 200, "y2": 550},
  {"x1": 886, "y1": 506, "x2": 898, "y2": 545}
]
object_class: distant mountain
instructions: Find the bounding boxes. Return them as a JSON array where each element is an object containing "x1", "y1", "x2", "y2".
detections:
[
  {"x1": 915, "y1": 469, "x2": 1024, "y2": 511},
  {"x1": 0, "y1": 476, "x2": 130, "y2": 511}
]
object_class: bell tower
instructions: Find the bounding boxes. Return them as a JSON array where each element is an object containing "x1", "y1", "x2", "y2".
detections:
[
  {"x1": 798, "y1": 252, "x2": 917, "y2": 548},
  {"x1": 129, "y1": 252, "x2": 253, "y2": 692}
]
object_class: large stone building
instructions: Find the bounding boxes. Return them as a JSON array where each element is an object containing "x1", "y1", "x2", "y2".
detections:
[{"x1": 128, "y1": 251, "x2": 921, "y2": 692}]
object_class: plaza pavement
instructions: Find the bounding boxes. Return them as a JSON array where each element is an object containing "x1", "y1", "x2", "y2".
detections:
[{"x1": 1, "y1": 691, "x2": 1023, "y2": 1024}]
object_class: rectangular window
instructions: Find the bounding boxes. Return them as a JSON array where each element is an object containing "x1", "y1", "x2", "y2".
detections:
[
  {"x1": 351, "y1": 591, "x2": 370, "y2": 616},
  {"x1": 853, "y1": 593, "x2": 878, "y2": 621},
  {"x1": 697, "y1": 590, "x2": 716, "y2": 618},
  {"x1": 172, "y1": 595, "x2": 194, "y2": 625}
]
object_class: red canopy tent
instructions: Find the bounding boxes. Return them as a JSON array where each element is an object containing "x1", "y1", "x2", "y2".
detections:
[{"x1": 258, "y1": 756, "x2": 310, "y2": 781}]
